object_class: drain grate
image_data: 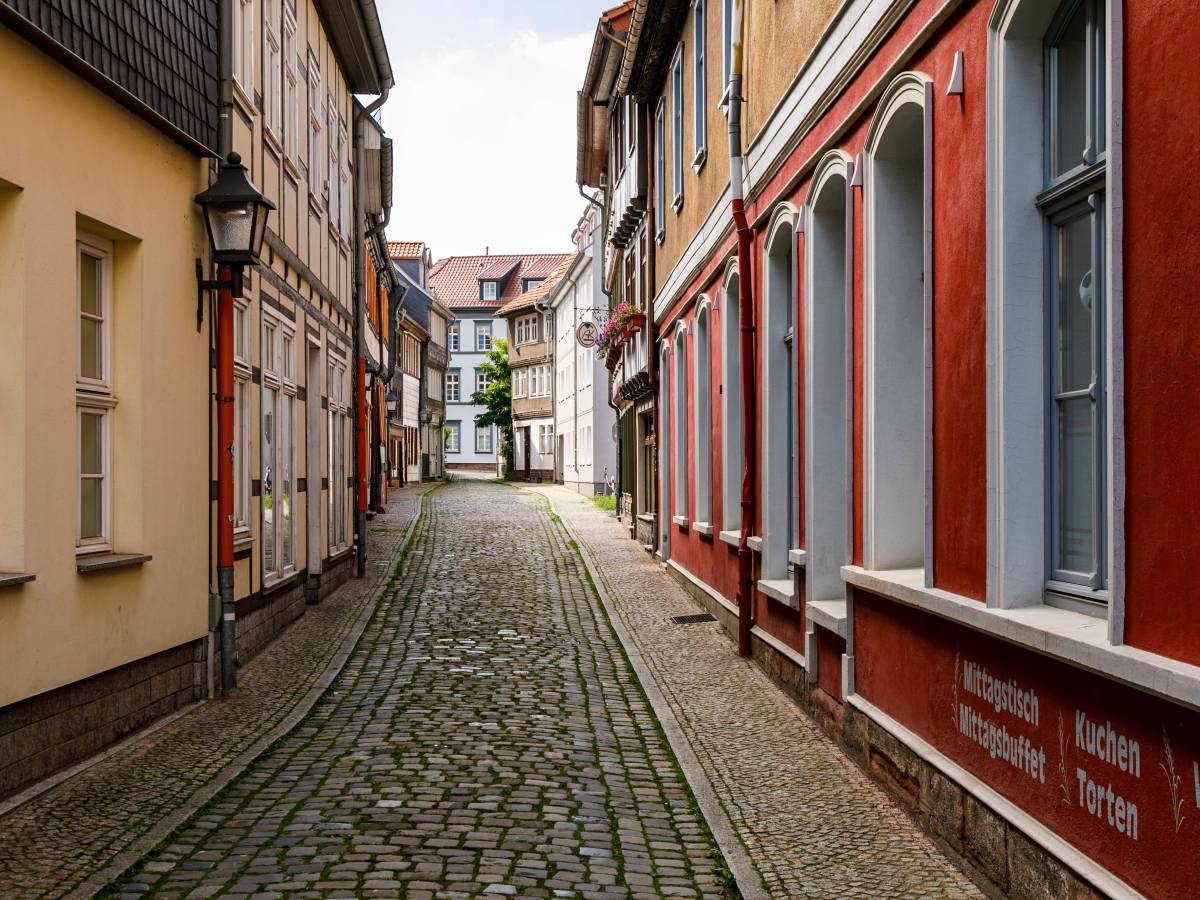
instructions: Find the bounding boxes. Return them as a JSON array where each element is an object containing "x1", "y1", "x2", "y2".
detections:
[{"x1": 670, "y1": 613, "x2": 718, "y2": 625}]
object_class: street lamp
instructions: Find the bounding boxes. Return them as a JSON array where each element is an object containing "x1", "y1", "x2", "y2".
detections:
[
  {"x1": 194, "y1": 151, "x2": 275, "y2": 297},
  {"x1": 195, "y1": 150, "x2": 273, "y2": 696}
]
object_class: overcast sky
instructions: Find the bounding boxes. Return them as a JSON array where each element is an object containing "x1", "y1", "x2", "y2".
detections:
[{"x1": 378, "y1": 1, "x2": 600, "y2": 260}]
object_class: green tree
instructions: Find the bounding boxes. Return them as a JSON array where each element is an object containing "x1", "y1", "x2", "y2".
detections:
[{"x1": 471, "y1": 338, "x2": 514, "y2": 478}]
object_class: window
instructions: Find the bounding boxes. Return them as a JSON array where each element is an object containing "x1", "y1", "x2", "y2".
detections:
[
  {"x1": 721, "y1": 0, "x2": 734, "y2": 103},
  {"x1": 761, "y1": 214, "x2": 796, "y2": 583},
  {"x1": 672, "y1": 328, "x2": 688, "y2": 521},
  {"x1": 264, "y1": 0, "x2": 282, "y2": 141},
  {"x1": 476, "y1": 370, "x2": 491, "y2": 395},
  {"x1": 1044, "y1": 0, "x2": 1107, "y2": 598},
  {"x1": 482, "y1": 281, "x2": 498, "y2": 302},
  {"x1": 282, "y1": 0, "x2": 298, "y2": 163},
  {"x1": 233, "y1": 0, "x2": 254, "y2": 95},
  {"x1": 327, "y1": 96, "x2": 338, "y2": 206},
  {"x1": 328, "y1": 350, "x2": 349, "y2": 550},
  {"x1": 512, "y1": 367, "x2": 527, "y2": 399},
  {"x1": 77, "y1": 236, "x2": 114, "y2": 552},
  {"x1": 307, "y1": 52, "x2": 322, "y2": 198},
  {"x1": 446, "y1": 421, "x2": 461, "y2": 453},
  {"x1": 263, "y1": 313, "x2": 296, "y2": 578},
  {"x1": 233, "y1": 299, "x2": 252, "y2": 531},
  {"x1": 693, "y1": 302, "x2": 712, "y2": 525},
  {"x1": 654, "y1": 98, "x2": 666, "y2": 240},
  {"x1": 692, "y1": 0, "x2": 707, "y2": 168},
  {"x1": 805, "y1": 154, "x2": 852, "y2": 604},
  {"x1": 448, "y1": 320, "x2": 460, "y2": 351},
  {"x1": 528, "y1": 364, "x2": 551, "y2": 398},
  {"x1": 427, "y1": 368, "x2": 443, "y2": 401},
  {"x1": 523, "y1": 278, "x2": 544, "y2": 291},
  {"x1": 446, "y1": 369, "x2": 460, "y2": 402},
  {"x1": 863, "y1": 75, "x2": 929, "y2": 574},
  {"x1": 671, "y1": 46, "x2": 684, "y2": 209},
  {"x1": 337, "y1": 119, "x2": 350, "y2": 234},
  {"x1": 515, "y1": 313, "x2": 538, "y2": 345},
  {"x1": 476, "y1": 425, "x2": 493, "y2": 454},
  {"x1": 475, "y1": 321, "x2": 493, "y2": 351},
  {"x1": 539, "y1": 424, "x2": 554, "y2": 455}
]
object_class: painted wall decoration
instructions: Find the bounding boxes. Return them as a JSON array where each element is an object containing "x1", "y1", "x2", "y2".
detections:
[{"x1": 855, "y1": 591, "x2": 1200, "y2": 897}]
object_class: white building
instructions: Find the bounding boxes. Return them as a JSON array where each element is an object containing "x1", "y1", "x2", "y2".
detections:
[
  {"x1": 430, "y1": 253, "x2": 571, "y2": 471},
  {"x1": 550, "y1": 205, "x2": 616, "y2": 495}
]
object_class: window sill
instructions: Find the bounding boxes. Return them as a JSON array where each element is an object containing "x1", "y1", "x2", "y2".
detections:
[
  {"x1": 840, "y1": 564, "x2": 1200, "y2": 713},
  {"x1": 672, "y1": 194, "x2": 684, "y2": 214},
  {"x1": 806, "y1": 597, "x2": 848, "y2": 639},
  {"x1": 0, "y1": 572, "x2": 35, "y2": 589},
  {"x1": 232, "y1": 80, "x2": 256, "y2": 121},
  {"x1": 788, "y1": 548, "x2": 807, "y2": 567},
  {"x1": 746, "y1": 535, "x2": 762, "y2": 553},
  {"x1": 234, "y1": 531, "x2": 254, "y2": 549},
  {"x1": 76, "y1": 553, "x2": 152, "y2": 574},
  {"x1": 692, "y1": 521, "x2": 714, "y2": 537},
  {"x1": 691, "y1": 147, "x2": 707, "y2": 174},
  {"x1": 671, "y1": 515, "x2": 689, "y2": 529},
  {"x1": 757, "y1": 578, "x2": 798, "y2": 610},
  {"x1": 718, "y1": 528, "x2": 741, "y2": 547}
]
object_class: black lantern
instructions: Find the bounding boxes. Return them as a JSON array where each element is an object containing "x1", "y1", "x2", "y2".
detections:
[{"x1": 195, "y1": 151, "x2": 275, "y2": 269}]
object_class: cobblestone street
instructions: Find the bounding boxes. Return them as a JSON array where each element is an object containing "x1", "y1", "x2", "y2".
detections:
[{"x1": 1, "y1": 479, "x2": 983, "y2": 899}]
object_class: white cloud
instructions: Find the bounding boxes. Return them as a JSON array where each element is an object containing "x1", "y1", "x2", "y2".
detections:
[{"x1": 380, "y1": 23, "x2": 593, "y2": 260}]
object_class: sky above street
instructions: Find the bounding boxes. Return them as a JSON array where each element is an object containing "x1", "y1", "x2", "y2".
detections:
[{"x1": 378, "y1": 0, "x2": 601, "y2": 260}]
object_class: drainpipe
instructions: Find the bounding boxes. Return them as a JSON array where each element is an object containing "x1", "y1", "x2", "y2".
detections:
[
  {"x1": 353, "y1": 89, "x2": 389, "y2": 577},
  {"x1": 729, "y1": 0, "x2": 756, "y2": 657},
  {"x1": 214, "y1": 0, "x2": 237, "y2": 692}
]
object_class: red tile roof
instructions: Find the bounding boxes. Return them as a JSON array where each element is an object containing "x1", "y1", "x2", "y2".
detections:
[
  {"x1": 387, "y1": 241, "x2": 425, "y2": 259},
  {"x1": 429, "y1": 253, "x2": 574, "y2": 310},
  {"x1": 497, "y1": 255, "x2": 576, "y2": 316}
]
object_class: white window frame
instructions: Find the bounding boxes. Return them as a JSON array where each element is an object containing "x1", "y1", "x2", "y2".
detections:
[
  {"x1": 720, "y1": 260, "x2": 742, "y2": 535},
  {"x1": 862, "y1": 73, "x2": 933, "y2": 580},
  {"x1": 326, "y1": 96, "x2": 338, "y2": 207},
  {"x1": 721, "y1": 0, "x2": 734, "y2": 108},
  {"x1": 476, "y1": 370, "x2": 491, "y2": 395},
  {"x1": 233, "y1": 0, "x2": 254, "y2": 100},
  {"x1": 264, "y1": 0, "x2": 282, "y2": 143},
  {"x1": 692, "y1": 299, "x2": 713, "y2": 528},
  {"x1": 475, "y1": 321, "x2": 493, "y2": 351},
  {"x1": 328, "y1": 348, "x2": 349, "y2": 551},
  {"x1": 692, "y1": 0, "x2": 707, "y2": 171},
  {"x1": 672, "y1": 324, "x2": 688, "y2": 523},
  {"x1": 654, "y1": 98, "x2": 666, "y2": 241},
  {"x1": 446, "y1": 421, "x2": 461, "y2": 453},
  {"x1": 337, "y1": 118, "x2": 350, "y2": 236},
  {"x1": 233, "y1": 298, "x2": 253, "y2": 533},
  {"x1": 448, "y1": 320, "x2": 460, "y2": 351},
  {"x1": 77, "y1": 234, "x2": 115, "y2": 553},
  {"x1": 282, "y1": 0, "x2": 299, "y2": 166},
  {"x1": 515, "y1": 313, "x2": 538, "y2": 345},
  {"x1": 446, "y1": 368, "x2": 460, "y2": 402},
  {"x1": 671, "y1": 45, "x2": 684, "y2": 211},
  {"x1": 987, "y1": 0, "x2": 1122, "y2": 633},
  {"x1": 262, "y1": 309, "x2": 297, "y2": 580},
  {"x1": 482, "y1": 281, "x2": 498, "y2": 302},
  {"x1": 476, "y1": 424, "x2": 493, "y2": 454},
  {"x1": 307, "y1": 51, "x2": 322, "y2": 199},
  {"x1": 803, "y1": 152, "x2": 854, "y2": 608},
  {"x1": 512, "y1": 367, "x2": 527, "y2": 399}
]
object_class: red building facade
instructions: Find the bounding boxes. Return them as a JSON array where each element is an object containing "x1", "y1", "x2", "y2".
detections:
[{"x1": 641, "y1": 0, "x2": 1200, "y2": 894}]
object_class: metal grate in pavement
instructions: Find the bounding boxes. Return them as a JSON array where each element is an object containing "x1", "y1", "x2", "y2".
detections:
[{"x1": 669, "y1": 613, "x2": 718, "y2": 625}]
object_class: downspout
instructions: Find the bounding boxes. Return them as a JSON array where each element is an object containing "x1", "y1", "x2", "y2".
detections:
[
  {"x1": 729, "y1": 0, "x2": 756, "y2": 657},
  {"x1": 353, "y1": 88, "x2": 389, "y2": 578},
  {"x1": 215, "y1": 0, "x2": 237, "y2": 693}
]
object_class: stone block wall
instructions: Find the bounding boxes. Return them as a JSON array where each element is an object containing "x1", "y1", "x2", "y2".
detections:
[{"x1": 0, "y1": 639, "x2": 204, "y2": 798}]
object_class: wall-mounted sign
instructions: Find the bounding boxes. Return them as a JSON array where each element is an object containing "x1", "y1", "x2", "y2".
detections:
[{"x1": 576, "y1": 320, "x2": 598, "y2": 348}]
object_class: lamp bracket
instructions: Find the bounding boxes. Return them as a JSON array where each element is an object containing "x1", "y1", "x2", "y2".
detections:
[{"x1": 196, "y1": 258, "x2": 245, "y2": 331}]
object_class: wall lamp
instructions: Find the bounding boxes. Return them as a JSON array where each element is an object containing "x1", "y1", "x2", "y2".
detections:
[{"x1": 194, "y1": 151, "x2": 275, "y2": 305}]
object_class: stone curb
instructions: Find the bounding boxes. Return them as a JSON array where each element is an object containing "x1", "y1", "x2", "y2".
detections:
[
  {"x1": 534, "y1": 487, "x2": 769, "y2": 900},
  {"x1": 66, "y1": 488, "x2": 431, "y2": 900}
]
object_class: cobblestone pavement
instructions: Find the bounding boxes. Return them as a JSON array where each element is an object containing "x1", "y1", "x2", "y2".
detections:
[
  {"x1": 529, "y1": 485, "x2": 982, "y2": 900},
  {"x1": 0, "y1": 488, "x2": 425, "y2": 899},
  {"x1": 102, "y1": 480, "x2": 729, "y2": 899}
]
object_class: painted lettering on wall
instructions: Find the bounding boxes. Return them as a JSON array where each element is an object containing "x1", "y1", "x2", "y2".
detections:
[{"x1": 953, "y1": 652, "x2": 1045, "y2": 784}]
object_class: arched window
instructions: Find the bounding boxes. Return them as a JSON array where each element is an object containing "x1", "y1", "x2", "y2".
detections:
[
  {"x1": 673, "y1": 325, "x2": 689, "y2": 523},
  {"x1": 761, "y1": 207, "x2": 797, "y2": 583},
  {"x1": 659, "y1": 344, "x2": 673, "y2": 559},
  {"x1": 804, "y1": 152, "x2": 852, "y2": 604},
  {"x1": 989, "y1": 0, "x2": 1116, "y2": 617},
  {"x1": 864, "y1": 73, "x2": 931, "y2": 575},
  {"x1": 720, "y1": 260, "x2": 742, "y2": 535},
  {"x1": 693, "y1": 299, "x2": 713, "y2": 528}
]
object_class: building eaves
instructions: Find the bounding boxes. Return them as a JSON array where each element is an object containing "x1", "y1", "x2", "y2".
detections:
[{"x1": 313, "y1": 0, "x2": 393, "y2": 94}]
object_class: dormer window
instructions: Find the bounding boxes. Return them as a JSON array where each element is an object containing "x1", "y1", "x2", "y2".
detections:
[
  {"x1": 482, "y1": 281, "x2": 498, "y2": 301},
  {"x1": 522, "y1": 278, "x2": 544, "y2": 292}
]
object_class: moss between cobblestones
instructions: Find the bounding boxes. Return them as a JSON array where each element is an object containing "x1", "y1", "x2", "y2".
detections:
[
  {"x1": 96, "y1": 491, "x2": 434, "y2": 900},
  {"x1": 525, "y1": 488, "x2": 741, "y2": 899}
]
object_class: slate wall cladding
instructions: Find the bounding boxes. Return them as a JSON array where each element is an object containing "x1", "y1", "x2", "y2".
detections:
[{"x1": 1, "y1": 0, "x2": 218, "y2": 151}]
